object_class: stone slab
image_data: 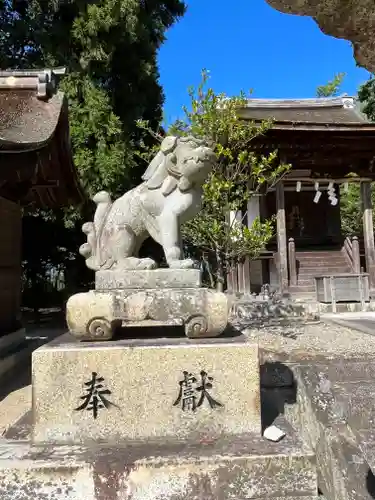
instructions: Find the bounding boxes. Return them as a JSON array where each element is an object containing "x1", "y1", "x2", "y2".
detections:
[
  {"x1": 32, "y1": 335, "x2": 261, "y2": 444},
  {"x1": 281, "y1": 360, "x2": 375, "y2": 500},
  {"x1": 260, "y1": 361, "x2": 295, "y2": 388},
  {"x1": 95, "y1": 268, "x2": 202, "y2": 290},
  {"x1": 0, "y1": 417, "x2": 317, "y2": 499},
  {"x1": 0, "y1": 337, "x2": 41, "y2": 384},
  {"x1": 0, "y1": 327, "x2": 25, "y2": 354}
]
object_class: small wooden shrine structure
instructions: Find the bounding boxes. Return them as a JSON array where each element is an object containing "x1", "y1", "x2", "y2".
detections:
[
  {"x1": 0, "y1": 68, "x2": 84, "y2": 332},
  {"x1": 234, "y1": 96, "x2": 375, "y2": 297}
]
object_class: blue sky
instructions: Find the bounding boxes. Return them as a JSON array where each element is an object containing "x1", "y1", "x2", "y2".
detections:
[{"x1": 158, "y1": 0, "x2": 371, "y2": 124}]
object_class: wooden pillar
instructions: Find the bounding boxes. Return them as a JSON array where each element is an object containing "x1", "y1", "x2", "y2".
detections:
[
  {"x1": 0, "y1": 197, "x2": 22, "y2": 333},
  {"x1": 276, "y1": 181, "x2": 288, "y2": 291},
  {"x1": 242, "y1": 257, "x2": 251, "y2": 295},
  {"x1": 237, "y1": 262, "x2": 244, "y2": 293},
  {"x1": 288, "y1": 238, "x2": 297, "y2": 286},
  {"x1": 361, "y1": 181, "x2": 375, "y2": 288},
  {"x1": 231, "y1": 266, "x2": 239, "y2": 293},
  {"x1": 247, "y1": 195, "x2": 263, "y2": 291}
]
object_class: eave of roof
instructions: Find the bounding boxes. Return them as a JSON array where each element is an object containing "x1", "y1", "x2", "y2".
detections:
[
  {"x1": 0, "y1": 91, "x2": 65, "y2": 150},
  {"x1": 239, "y1": 96, "x2": 375, "y2": 132},
  {"x1": 0, "y1": 68, "x2": 85, "y2": 208}
]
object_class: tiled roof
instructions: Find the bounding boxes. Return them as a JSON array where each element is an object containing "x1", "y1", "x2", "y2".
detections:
[
  {"x1": 0, "y1": 90, "x2": 64, "y2": 149},
  {"x1": 0, "y1": 68, "x2": 84, "y2": 207},
  {"x1": 239, "y1": 97, "x2": 375, "y2": 130},
  {"x1": 0, "y1": 68, "x2": 66, "y2": 150}
]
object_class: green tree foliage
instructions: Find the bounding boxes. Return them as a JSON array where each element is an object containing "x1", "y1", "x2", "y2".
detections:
[
  {"x1": 358, "y1": 77, "x2": 375, "y2": 121},
  {"x1": 315, "y1": 72, "x2": 365, "y2": 237},
  {"x1": 337, "y1": 76, "x2": 375, "y2": 237},
  {"x1": 145, "y1": 70, "x2": 289, "y2": 290},
  {"x1": 316, "y1": 72, "x2": 346, "y2": 98},
  {"x1": 0, "y1": 0, "x2": 186, "y2": 309},
  {"x1": 339, "y1": 179, "x2": 362, "y2": 237},
  {"x1": 0, "y1": 0, "x2": 186, "y2": 197}
]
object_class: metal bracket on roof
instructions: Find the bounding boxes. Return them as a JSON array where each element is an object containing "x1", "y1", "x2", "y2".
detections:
[
  {"x1": 342, "y1": 97, "x2": 355, "y2": 109},
  {"x1": 0, "y1": 67, "x2": 66, "y2": 100},
  {"x1": 37, "y1": 68, "x2": 66, "y2": 100}
]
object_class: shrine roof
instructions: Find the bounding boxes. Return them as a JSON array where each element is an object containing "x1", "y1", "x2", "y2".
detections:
[
  {"x1": 0, "y1": 90, "x2": 64, "y2": 149},
  {"x1": 239, "y1": 96, "x2": 375, "y2": 131},
  {"x1": 0, "y1": 68, "x2": 85, "y2": 208}
]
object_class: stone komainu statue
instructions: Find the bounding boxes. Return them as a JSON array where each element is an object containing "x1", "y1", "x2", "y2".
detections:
[{"x1": 79, "y1": 136, "x2": 216, "y2": 271}]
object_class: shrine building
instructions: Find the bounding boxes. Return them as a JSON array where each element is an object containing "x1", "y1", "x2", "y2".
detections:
[
  {"x1": 232, "y1": 96, "x2": 375, "y2": 300},
  {"x1": 0, "y1": 68, "x2": 84, "y2": 333}
]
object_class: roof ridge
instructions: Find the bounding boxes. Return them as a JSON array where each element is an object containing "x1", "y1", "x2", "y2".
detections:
[
  {"x1": 0, "y1": 68, "x2": 65, "y2": 101},
  {"x1": 245, "y1": 96, "x2": 356, "y2": 109}
]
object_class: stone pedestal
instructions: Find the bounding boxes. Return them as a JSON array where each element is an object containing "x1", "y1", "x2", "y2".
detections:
[
  {"x1": 66, "y1": 269, "x2": 229, "y2": 340},
  {"x1": 95, "y1": 268, "x2": 203, "y2": 290},
  {"x1": 0, "y1": 430, "x2": 317, "y2": 500},
  {"x1": 0, "y1": 332, "x2": 319, "y2": 499},
  {"x1": 32, "y1": 334, "x2": 261, "y2": 444}
]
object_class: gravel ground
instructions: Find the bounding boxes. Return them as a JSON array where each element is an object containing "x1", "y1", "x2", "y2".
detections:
[{"x1": 241, "y1": 319, "x2": 375, "y2": 362}]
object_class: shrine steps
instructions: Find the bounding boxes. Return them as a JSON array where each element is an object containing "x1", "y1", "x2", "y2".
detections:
[{"x1": 289, "y1": 249, "x2": 352, "y2": 299}]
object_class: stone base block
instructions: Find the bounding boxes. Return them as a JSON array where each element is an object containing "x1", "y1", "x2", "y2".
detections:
[
  {"x1": 32, "y1": 335, "x2": 260, "y2": 444},
  {"x1": 0, "y1": 327, "x2": 25, "y2": 354},
  {"x1": 281, "y1": 361, "x2": 375, "y2": 500},
  {"x1": 0, "y1": 329, "x2": 42, "y2": 384},
  {"x1": 66, "y1": 287, "x2": 228, "y2": 340},
  {"x1": 96, "y1": 268, "x2": 202, "y2": 290},
  {"x1": 0, "y1": 421, "x2": 317, "y2": 499}
]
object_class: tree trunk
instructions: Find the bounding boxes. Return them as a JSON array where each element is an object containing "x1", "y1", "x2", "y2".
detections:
[
  {"x1": 216, "y1": 248, "x2": 224, "y2": 292},
  {"x1": 203, "y1": 256, "x2": 215, "y2": 289}
]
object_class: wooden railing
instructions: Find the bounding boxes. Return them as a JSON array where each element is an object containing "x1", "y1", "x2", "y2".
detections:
[
  {"x1": 287, "y1": 238, "x2": 297, "y2": 286},
  {"x1": 342, "y1": 236, "x2": 361, "y2": 273}
]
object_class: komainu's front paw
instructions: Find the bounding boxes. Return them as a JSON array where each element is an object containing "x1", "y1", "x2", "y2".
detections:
[{"x1": 168, "y1": 258, "x2": 198, "y2": 269}]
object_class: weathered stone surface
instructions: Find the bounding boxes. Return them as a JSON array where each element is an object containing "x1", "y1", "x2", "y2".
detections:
[
  {"x1": 95, "y1": 268, "x2": 202, "y2": 290},
  {"x1": 0, "y1": 327, "x2": 25, "y2": 353},
  {"x1": 0, "y1": 333, "x2": 42, "y2": 386},
  {"x1": 32, "y1": 335, "x2": 261, "y2": 444},
  {"x1": 66, "y1": 287, "x2": 228, "y2": 340},
  {"x1": 80, "y1": 136, "x2": 216, "y2": 272},
  {"x1": 0, "y1": 419, "x2": 317, "y2": 499},
  {"x1": 0, "y1": 451, "x2": 94, "y2": 500},
  {"x1": 281, "y1": 361, "x2": 375, "y2": 499},
  {"x1": 230, "y1": 293, "x2": 309, "y2": 326},
  {"x1": 261, "y1": 361, "x2": 295, "y2": 388},
  {"x1": 266, "y1": 0, "x2": 375, "y2": 73}
]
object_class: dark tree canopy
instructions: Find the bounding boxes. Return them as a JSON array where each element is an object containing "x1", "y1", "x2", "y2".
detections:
[
  {"x1": 0, "y1": 0, "x2": 186, "y2": 197},
  {"x1": 358, "y1": 77, "x2": 375, "y2": 122},
  {"x1": 0, "y1": 0, "x2": 186, "y2": 308}
]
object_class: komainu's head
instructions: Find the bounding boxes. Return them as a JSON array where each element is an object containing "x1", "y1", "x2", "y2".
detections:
[
  {"x1": 142, "y1": 135, "x2": 216, "y2": 195},
  {"x1": 172, "y1": 136, "x2": 216, "y2": 191}
]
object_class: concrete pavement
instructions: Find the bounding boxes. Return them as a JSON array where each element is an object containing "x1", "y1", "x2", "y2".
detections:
[{"x1": 322, "y1": 311, "x2": 375, "y2": 337}]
